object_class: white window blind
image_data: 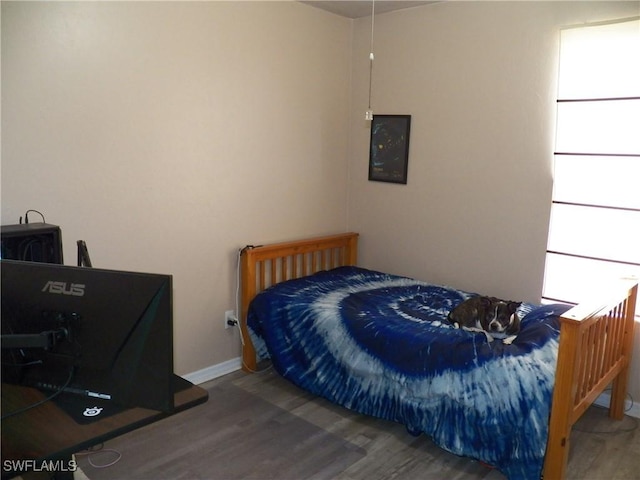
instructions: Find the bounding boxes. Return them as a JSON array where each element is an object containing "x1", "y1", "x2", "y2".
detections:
[{"x1": 542, "y1": 17, "x2": 640, "y2": 308}]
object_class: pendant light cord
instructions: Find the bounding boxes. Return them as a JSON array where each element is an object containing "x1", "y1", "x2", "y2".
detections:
[{"x1": 367, "y1": 0, "x2": 375, "y2": 113}]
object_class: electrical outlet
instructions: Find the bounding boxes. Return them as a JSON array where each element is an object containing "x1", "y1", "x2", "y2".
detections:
[{"x1": 224, "y1": 310, "x2": 237, "y2": 329}]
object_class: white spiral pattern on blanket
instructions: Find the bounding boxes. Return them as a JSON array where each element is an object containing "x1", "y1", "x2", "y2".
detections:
[{"x1": 248, "y1": 269, "x2": 563, "y2": 479}]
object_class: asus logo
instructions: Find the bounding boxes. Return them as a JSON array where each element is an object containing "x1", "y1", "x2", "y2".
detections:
[{"x1": 42, "y1": 281, "x2": 85, "y2": 297}]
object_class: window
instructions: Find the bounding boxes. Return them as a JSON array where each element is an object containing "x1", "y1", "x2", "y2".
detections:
[{"x1": 542, "y1": 18, "x2": 640, "y2": 310}]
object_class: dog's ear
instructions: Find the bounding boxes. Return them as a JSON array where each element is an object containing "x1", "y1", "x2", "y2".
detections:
[
  {"x1": 508, "y1": 301, "x2": 521, "y2": 314},
  {"x1": 479, "y1": 296, "x2": 493, "y2": 308}
]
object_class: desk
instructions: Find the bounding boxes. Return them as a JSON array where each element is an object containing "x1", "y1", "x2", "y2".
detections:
[{"x1": 1, "y1": 376, "x2": 208, "y2": 479}]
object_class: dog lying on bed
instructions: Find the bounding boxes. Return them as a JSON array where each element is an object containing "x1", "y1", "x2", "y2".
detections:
[{"x1": 448, "y1": 296, "x2": 521, "y2": 344}]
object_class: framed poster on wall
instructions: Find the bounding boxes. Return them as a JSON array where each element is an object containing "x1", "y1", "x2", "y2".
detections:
[{"x1": 368, "y1": 114, "x2": 411, "y2": 184}]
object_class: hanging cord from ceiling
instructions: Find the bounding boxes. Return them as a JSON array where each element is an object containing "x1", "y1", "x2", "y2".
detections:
[{"x1": 366, "y1": 0, "x2": 375, "y2": 120}]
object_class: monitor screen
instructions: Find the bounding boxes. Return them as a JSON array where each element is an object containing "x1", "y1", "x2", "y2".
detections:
[{"x1": 1, "y1": 260, "x2": 175, "y2": 418}]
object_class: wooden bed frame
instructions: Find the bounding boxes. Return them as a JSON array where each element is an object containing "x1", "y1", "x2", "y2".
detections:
[{"x1": 239, "y1": 232, "x2": 638, "y2": 479}]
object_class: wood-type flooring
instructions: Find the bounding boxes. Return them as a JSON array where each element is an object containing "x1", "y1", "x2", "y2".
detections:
[{"x1": 74, "y1": 368, "x2": 639, "y2": 480}]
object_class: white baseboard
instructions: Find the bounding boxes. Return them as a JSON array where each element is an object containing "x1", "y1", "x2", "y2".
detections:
[
  {"x1": 182, "y1": 357, "x2": 242, "y2": 385},
  {"x1": 593, "y1": 391, "x2": 640, "y2": 419}
]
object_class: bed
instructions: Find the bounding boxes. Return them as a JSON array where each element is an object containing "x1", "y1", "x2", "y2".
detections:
[{"x1": 238, "y1": 232, "x2": 637, "y2": 480}]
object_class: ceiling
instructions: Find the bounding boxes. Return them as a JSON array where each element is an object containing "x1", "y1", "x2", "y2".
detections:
[{"x1": 300, "y1": 1, "x2": 437, "y2": 19}]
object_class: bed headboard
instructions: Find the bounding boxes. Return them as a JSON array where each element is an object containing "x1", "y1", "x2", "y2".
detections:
[{"x1": 239, "y1": 232, "x2": 359, "y2": 371}]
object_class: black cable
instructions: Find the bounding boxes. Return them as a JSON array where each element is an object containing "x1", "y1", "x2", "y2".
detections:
[
  {"x1": 18, "y1": 239, "x2": 39, "y2": 261},
  {"x1": 2, "y1": 359, "x2": 44, "y2": 368},
  {"x1": 24, "y1": 209, "x2": 46, "y2": 224},
  {"x1": 1, "y1": 367, "x2": 75, "y2": 420}
]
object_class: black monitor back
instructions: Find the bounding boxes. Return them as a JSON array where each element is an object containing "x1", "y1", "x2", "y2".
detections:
[{"x1": 1, "y1": 260, "x2": 174, "y2": 413}]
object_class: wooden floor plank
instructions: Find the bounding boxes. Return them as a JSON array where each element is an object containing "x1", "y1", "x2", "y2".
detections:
[{"x1": 73, "y1": 369, "x2": 639, "y2": 480}]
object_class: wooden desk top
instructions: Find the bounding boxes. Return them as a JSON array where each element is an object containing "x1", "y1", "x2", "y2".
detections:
[{"x1": 1, "y1": 378, "x2": 208, "y2": 478}]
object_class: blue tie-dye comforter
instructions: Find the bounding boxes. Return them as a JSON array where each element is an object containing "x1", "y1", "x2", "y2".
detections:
[{"x1": 247, "y1": 267, "x2": 570, "y2": 479}]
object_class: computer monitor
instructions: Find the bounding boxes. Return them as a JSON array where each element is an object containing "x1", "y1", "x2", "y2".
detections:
[{"x1": 1, "y1": 260, "x2": 175, "y2": 419}]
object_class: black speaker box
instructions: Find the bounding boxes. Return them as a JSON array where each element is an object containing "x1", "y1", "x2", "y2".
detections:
[{"x1": 1, "y1": 223, "x2": 63, "y2": 264}]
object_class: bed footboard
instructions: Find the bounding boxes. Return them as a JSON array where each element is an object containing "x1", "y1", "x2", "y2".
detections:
[
  {"x1": 239, "y1": 232, "x2": 359, "y2": 372},
  {"x1": 543, "y1": 279, "x2": 638, "y2": 479}
]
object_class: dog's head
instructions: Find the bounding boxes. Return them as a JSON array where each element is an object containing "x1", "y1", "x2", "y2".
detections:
[{"x1": 483, "y1": 298, "x2": 521, "y2": 335}]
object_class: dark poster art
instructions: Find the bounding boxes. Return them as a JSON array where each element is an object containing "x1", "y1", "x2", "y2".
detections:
[{"x1": 368, "y1": 115, "x2": 411, "y2": 184}]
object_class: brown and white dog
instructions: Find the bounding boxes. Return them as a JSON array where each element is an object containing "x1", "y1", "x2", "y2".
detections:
[{"x1": 448, "y1": 296, "x2": 521, "y2": 344}]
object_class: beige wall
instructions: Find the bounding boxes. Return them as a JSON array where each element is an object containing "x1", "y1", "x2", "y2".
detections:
[
  {"x1": 2, "y1": 0, "x2": 639, "y2": 404},
  {"x1": 348, "y1": 1, "x2": 640, "y2": 403},
  {"x1": 1, "y1": 1, "x2": 352, "y2": 375}
]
